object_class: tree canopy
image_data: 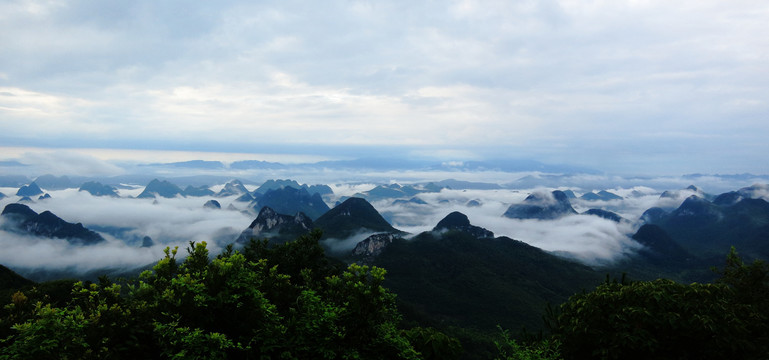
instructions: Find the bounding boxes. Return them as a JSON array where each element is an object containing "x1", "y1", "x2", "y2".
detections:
[{"x1": 1, "y1": 230, "x2": 463, "y2": 359}]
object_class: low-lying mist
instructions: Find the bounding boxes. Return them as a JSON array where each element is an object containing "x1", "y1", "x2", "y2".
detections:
[
  {"x1": 0, "y1": 177, "x2": 756, "y2": 277},
  {"x1": 0, "y1": 187, "x2": 253, "y2": 275}
]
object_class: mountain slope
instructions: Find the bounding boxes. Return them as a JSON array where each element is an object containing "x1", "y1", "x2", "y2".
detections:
[
  {"x1": 1, "y1": 204, "x2": 106, "y2": 245},
  {"x1": 16, "y1": 182, "x2": 44, "y2": 197},
  {"x1": 373, "y1": 231, "x2": 602, "y2": 333},
  {"x1": 503, "y1": 190, "x2": 577, "y2": 220},
  {"x1": 252, "y1": 187, "x2": 330, "y2": 220},
  {"x1": 137, "y1": 179, "x2": 184, "y2": 199},
  {"x1": 433, "y1": 211, "x2": 494, "y2": 238},
  {"x1": 314, "y1": 197, "x2": 400, "y2": 240},
  {"x1": 78, "y1": 181, "x2": 119, "y2": 197},
  {"x1": 642, "y1": 196, "x2": 769, "y2": 259},
  {"x1": 236, "y1": 206, "x2": 313, "y2": 244}
]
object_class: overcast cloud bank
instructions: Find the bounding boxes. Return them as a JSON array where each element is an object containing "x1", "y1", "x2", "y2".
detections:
[{"x1": 1, "y1": 1, "x2": 768, "y2": 174}]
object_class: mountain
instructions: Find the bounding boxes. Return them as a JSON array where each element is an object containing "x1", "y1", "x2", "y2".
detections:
[
  {"x1": 253, "y1": 179, "x2": 303, "y2": 195},
  {"x1": 182, "y1": 185, "x2": 215, "y2": 197},
  {"x1": 204, "y1": 200, "x2": 221, "y2": 209},
  {"x1": 641, "y1": 195, "x2": 769, "y2": 259},
  {"x1": 713, "y1": 183, "x2": 769, "y2": 206},
  {"x1": 253, "y1": 179, "x2": 333, "y2": 198},
  {"x1": 0, "y1": 192, "x2": 6, "y2": 200},
  {"x1": 0, "y1": 264, "x2": 35, "y2": 300},
  {"x1": 1, "y1": 203, "x2": 105, "y2": 245},
  {"x1": 235, "y1": 193, "x2": 255, "y2": 202},
  {"x1": 78, "y1": 181, "x2": 119, "y2": 197},
  {"x1": 34, "y1": 175, "x2": 75, "y2": 190},
  {"x1": 306, "y1": 184, "x2": 334, "y2": 197},
  {"x1": 466, "y1": 199, "x2": 482, "y2": 207},
  {"x1": 582, "y1": 209, "x2": 624, "y2": 222},
  {"x1": 137, "y1": 179, "x2": 184, "y2": 199},
  {"x1": 314, "y1": 197, "x2": 401, "y2": 240},
  {"x1": 252, "y1": 187, "x2": 330, "y2": 220},
  {"x1": 371, "y1": 230, "x2": 602, "y2": 335},
  {"x1": 16, "y1": 182, "x2": 43, "y2": 197},
  {"x1": 433, "y1": 211, "x2": 494, "y2": 238},
  {"x1": 433, "y1": 179, "x2": 502, "y2": 190},
  {"x1": 141, "y1": 160, "x2": 225, "y2": 169},
  {"x1": 354, "y1": 183, "x2": 444, "y2": 202},
  {"x1": 503, "y1": 190, "x2": 577, "y2": 220},
  {"x1": 640, "y1": 207, "x2": 669, "y2": 224},
  {"x1": 217, "y1": 179, "x2": 249, "y2": 197},
  {"x1": 579, "y1": 190, "x2": 622, "y2": 201},
  {"x1": 659, "y1": 185, "x2": 713, "y2": 201},
  {"x1": 391, "y1": 197, "x2": 428, "y2": 206},
  {"x1": 631, "y1": 224, "x2": 693, "y2": 264},
  {"x1": 1, "y1": 203, "x2": 38, "y2": 223},
  {"x1": 1, "y1": 264, "x2": 34, "y2": 289},
  {"x1": 229, "y1": 160, "x2": 287, "y2": 170},
  {"x1": 236, "y1": 206, "x2": 313, "y2": 244},
  {"x1": 0, "y1": 175, "x2": 30, "y2": 187},
  {"x1": 351, "y1": 233, "x2": 400, "y2": 262}
]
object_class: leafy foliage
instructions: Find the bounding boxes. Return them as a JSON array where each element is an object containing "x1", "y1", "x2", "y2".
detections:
[
  {"x1": 1, "y1": 231, "x2": 459, "y2": 359},
  {"x1": 549, "y1": 248, "x2": 769, "y2": 360},
  {"x1": 494, "y1": 326, "x2": 561, "y2": 360}
]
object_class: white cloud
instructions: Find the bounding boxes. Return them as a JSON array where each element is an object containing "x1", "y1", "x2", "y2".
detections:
[
  {"x1": 0, "y1": 1, "x2": 766, "y2": 174},
  {"x1": 0, "y1": 188, "x2": 254, "y2": 273}
]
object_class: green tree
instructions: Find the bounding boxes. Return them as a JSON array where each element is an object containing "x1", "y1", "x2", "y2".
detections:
[
  {"x1": 550, "y1": 248, "x2": 769, "y2": 360},
  {"x1": 1, "y1": 231, "x2": 434, "y2": 359}
]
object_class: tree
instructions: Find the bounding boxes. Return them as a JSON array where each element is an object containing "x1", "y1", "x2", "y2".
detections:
[
  {"x1": 1, "y1": 232, "x2": 435, "y2": 359},
  {"x1": 549, "y1": 248, "x2": 769, "y2": 360}
]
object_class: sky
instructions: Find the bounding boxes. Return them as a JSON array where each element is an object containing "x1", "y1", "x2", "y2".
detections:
[{"x1": 1, "y1": 0, "x2": 768, "y2": 175}]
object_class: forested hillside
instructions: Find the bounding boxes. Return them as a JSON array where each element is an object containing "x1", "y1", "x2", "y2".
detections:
[{"x1": 2, "y1": 232, "x2": 767, "y2": 359}]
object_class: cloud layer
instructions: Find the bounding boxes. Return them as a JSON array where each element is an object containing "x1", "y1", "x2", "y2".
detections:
[
  {"x1": 1, "y1": 174, "x2": 765, "y2": 275},
  {"x1": 1, "y1": 1, "x2": 768, "y2": 174},
  {"x1": 0, "y1": 187, "x2": 253, "y2": 273}
]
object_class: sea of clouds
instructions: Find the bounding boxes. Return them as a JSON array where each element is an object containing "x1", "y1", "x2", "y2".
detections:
[{"x1": 1, "y1": 174, "x2": 765, "y2": 278}]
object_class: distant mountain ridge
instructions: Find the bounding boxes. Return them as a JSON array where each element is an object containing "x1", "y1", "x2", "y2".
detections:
[
  {"x1": 137, "y1": 179, "x2": 184, "y2": 199},
  {"x1": 503, "y1": 190, "x2": 577, "y2": 220},
  {"x1": 371, "y1": 214, "x2": 602, "y2": 333},
  {"x1": 79, "y1": 181, "x2": 119, "y2": 197},
  {"x1": 638, "y1": 193, "x2": 769, "y2": 259},
  {"x1": 314, "y1": 197, "x2": 402, "y2": 240},
  {"x1": 1, "y1": 203, "x2": 105, "y2": 245},
  {"x1": 251, "y1": 187, "x2": 330, "y2": 220},
  {"x1": 236, "y1": 206, "x2": 313, "y2": 244},
  {"x1": 433, "y1": 211, "x2": 494, "y2": 239},
  {"x1": 16, "y1": 182, "x2": 44, "y2": 197}
]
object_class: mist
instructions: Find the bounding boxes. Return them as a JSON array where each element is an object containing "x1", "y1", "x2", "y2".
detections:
[
  {"x1": 0, "y1": 172, "x2": 764, "y2": 275},
  {"x1": 370, "y1": 187, "x2": 650, "y2": 265},
  {"x1": 0, "y1": 186, "x2": 253, "y2": 274}
]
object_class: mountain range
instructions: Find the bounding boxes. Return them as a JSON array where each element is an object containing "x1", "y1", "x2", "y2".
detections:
[
  {"x1": 503, "y1": 190, "x2": 577, "y2": 220},
  {"x1": 639, "y1": 193, "x2": 769, "y2": 260},
  {"x1": 4, "y1": 180, "x2": 769, "y2": 351},
  {"x1": 1, "y1": 203, "x2": 105, "y2": 245}
]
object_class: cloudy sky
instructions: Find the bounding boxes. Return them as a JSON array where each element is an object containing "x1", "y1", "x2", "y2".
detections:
[{"x1": 1, "y1": 0, "x2": 768, "y2": 175}]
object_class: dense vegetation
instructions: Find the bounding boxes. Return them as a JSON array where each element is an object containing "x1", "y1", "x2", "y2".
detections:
[
  {"x1": 2, "y1": 231, "x2": 768, "y2": 359},
  {"x1": 372, "y1": 230, "x2": 601, "y2": 358},
  {"x1": 547, "y1": 247, "x2": 769, "y2": 360},
  {"x1": 0, "y1": 231, "x2": 461, "y2": 359}
]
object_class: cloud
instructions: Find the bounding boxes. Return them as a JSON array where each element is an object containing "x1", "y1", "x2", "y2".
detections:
[
  {"x1": 321, "y1": 230, "x2": 379, "y2": 255},
  {"x1": 0, "y1": 173, "x2": 766, "y2": 275},
  {"x1": 370, "y1": 187, "x2": 647, "y2": 265},
  {"x1": 0, "y1": 1, "x2": 767, "y2": 174},
  {"x1": 17, "y1": 150, "x2": 126, "y2": 177},
  {"x1": 0, "y1": 188, "x2": 254, "y2": 273}
]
